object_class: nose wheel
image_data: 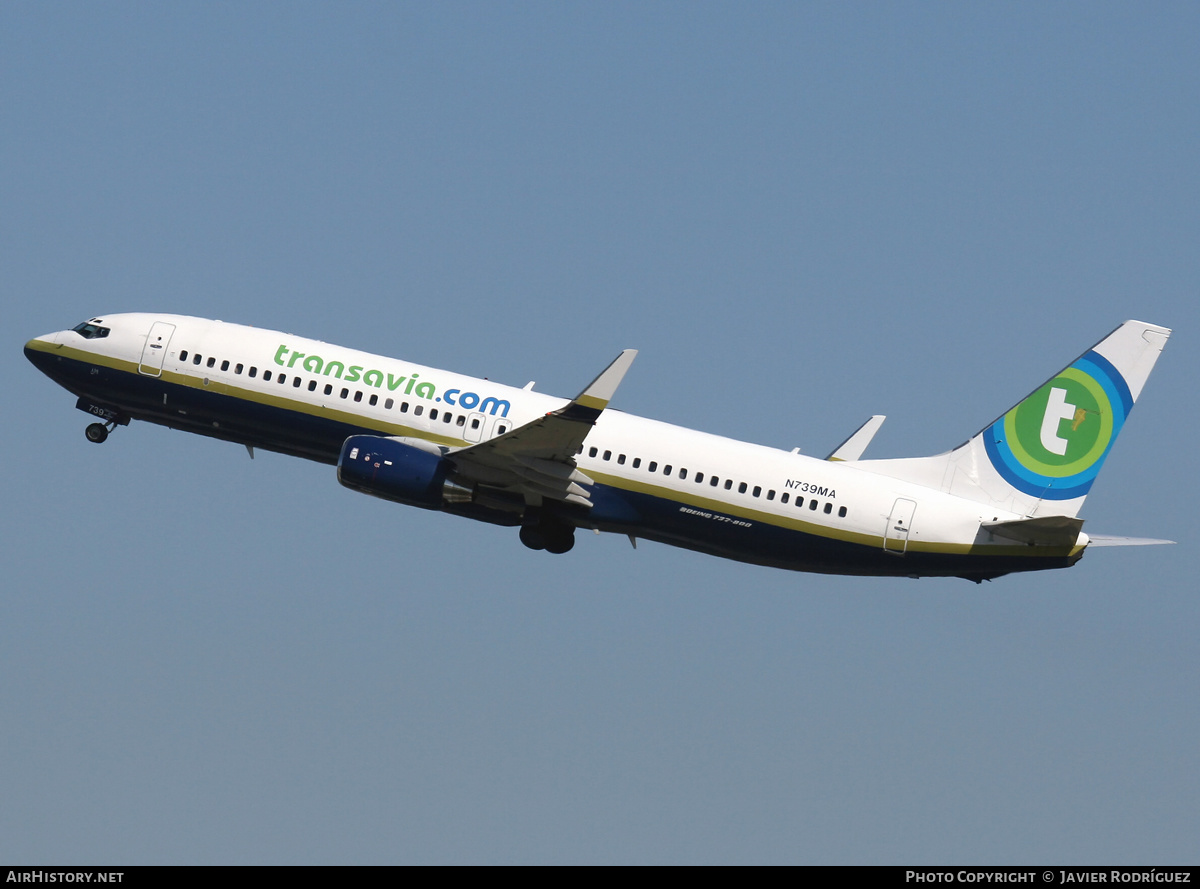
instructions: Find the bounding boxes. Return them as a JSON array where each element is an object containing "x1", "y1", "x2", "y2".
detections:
[{"x1": 85, "y1": 422, "x2": 112, "y2": 444}]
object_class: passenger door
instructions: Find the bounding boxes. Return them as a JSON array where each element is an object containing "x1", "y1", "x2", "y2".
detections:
[
  {"x1": 138, "y1": 321, "x2": 176, "y2": 377},
  {"x1": 884, "y1": 498, "x2": 917, "y2": 554}
]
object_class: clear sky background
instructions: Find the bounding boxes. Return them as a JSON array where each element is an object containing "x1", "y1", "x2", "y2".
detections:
[{"x1": 3, "y1": 2, "x2": 1197, "y2": 865}]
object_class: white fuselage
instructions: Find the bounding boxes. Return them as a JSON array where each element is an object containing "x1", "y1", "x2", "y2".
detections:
[{"x1": 25, "y1": 313, "x2": 1085, "y2": 580}]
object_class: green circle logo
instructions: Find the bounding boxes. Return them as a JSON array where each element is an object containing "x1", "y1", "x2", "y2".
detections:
[
  {"x1": 985, "y1": 351, "x2": 1131, "y2": 500},
  {"x1": 1003, "y1": 367, "x2": 1113, "y2": 479}
]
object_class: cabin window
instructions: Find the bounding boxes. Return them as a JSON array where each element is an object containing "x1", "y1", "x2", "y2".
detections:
[
  {"x1": 795, "y1": 498, "x2": 805, "y2": 509},
  {"x1": 235, "y1": 363, "x2": 244, "y2": 374},
  {"x1": 443, "y1": 412, "x2": 452, "y2": 423},
  {"x1": 724, "y1": 479, "x2": 733, "y2": 490},
  {"x1": 603, "y1": 450, "x2": 612, "y2": 461},
  {"x1": 456, "y1": 415, "x2": 465, "y2": 426},
  {"x1": 193, "y1": 354, "x2": 202, "y2": 365},
  {"x1": 589, "y1": 447, "x2": 598, "y2": 458},
  {"x1": 632, "y1": 458, "x2": 641, "y2": 469},
  {"x1": 249, "y1": 367, "x2": 257, "y2": 378},
  {"x1": 617, "y1": 454, "x2": 626, "y2": 465},
  {"x1": 263, "y1": 370, "x2": 272, "y2": 381},
  {"x1": 838, "y1": 506, "x2": 847, "y2": 517},
  {"x1": 470, "y1": 418, "x2": 479, "y2": 429},
  {"x1": 430, "y1": 408, "x2": 438, "y2": 420},
  {"x1": 414, "y1": 405, "x2": 423, "y2": 416},
  {"x1": 809, "y1": 500, "x2": 818, "y2": 511},
  {"x1": 293, "y1": 376, "x2": 302, "y2": 388},
  {"x1": 710, "y1": 476, "x2": 719, "y2": 487},
  {"x1": 278, "y1": 374, "x2": 287, "y2": 384},
  {"x1": 179, "y1": 350, "x2": 188, "y2": 361},
  {"x1": 766, "y1": 490, "x2": 775, "y2": 500},
  {"x1": 207, "y1": 357, "x2": 216, "y2": 368},
  {"x1": 824, "y1": 502, "x2": 833, "y2": 514},
  {"x1": 323, "y1": 384, "x2": 332, "y2": 395},
  {"x1": 496, "y1": 423, "x2": 509, "y2": 434},
  {"x1": 354, "y1": 391, "x2": 363, "y2": 402},
  {"x1": 309, "y1": 380, "x2": 317, "y2": 391},
  {"x1": 385, "y1": 398, "x2": 394, "y2": 409},
  {"x1": 340, "y1": 388, "x2": 348, "y2": 399},
  {"x1": 678, "y1": 468, "x2": 688, "y2": 480},
  {"x1": 752, "y1": 486, "x2": 761, "y2": 498},
  {"x1": 220, "y1": 360, "x2": 230, "y2": 372},
  {"x1": 694, "y1": 472, "x2": 703, "y2": 484},
  {"x1": 664, "y1": 465, "x2": 673, "y2": 475},
  {"x1": 781, "y1": 493, "x2": 789, "y2": 504},
  {"x1": 738, "y1": 482, "x2": 747, "y2": 494},
  {"x1": 648, "y1": 461, "x2": 658, "y2": 473},
  {"x1": 370, "y1": 393, "x2": 378, "y2": 406}
]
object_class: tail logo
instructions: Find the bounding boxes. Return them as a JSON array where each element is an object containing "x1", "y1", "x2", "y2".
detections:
[{"x1": 984, "y1": 351, "x2": 1133, "y2": 500}]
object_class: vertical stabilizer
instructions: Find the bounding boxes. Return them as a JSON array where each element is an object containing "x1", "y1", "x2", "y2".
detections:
[{"x1": 849, "y1": 320, "x2": 1171, "y2": 518}]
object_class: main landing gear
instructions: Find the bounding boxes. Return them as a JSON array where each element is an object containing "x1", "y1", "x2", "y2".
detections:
[
  {"x1": 85, "y1": 421, "x2": 114, "y2": 444},
  {"x1": 519, "y1": 514, "x2": 576, "y2": 554}
]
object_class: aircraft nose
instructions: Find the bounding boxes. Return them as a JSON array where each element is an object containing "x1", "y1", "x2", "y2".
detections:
[{"x1": 25, "y1": 332, "x2": 63, "y2": 372}]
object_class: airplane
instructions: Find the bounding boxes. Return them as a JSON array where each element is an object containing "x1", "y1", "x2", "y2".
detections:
[{"x1": 24, "y1": 314, "x2": 1172, "y2": 582}]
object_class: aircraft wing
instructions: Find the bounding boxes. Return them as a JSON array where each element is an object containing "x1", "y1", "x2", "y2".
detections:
[{"x1": 445, "y1": 349, "x2": 637, "y2": 507}]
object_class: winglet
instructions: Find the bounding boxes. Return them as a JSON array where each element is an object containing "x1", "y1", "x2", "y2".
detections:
[
  {"x1": 827, "y1": 415, "x2": 886, "y2": 461},
  {"x1": 574, "y1": 349, "x2": 637, "y2": 411}
]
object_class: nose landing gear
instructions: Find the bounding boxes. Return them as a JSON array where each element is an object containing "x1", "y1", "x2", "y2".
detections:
[
  {"x1": 85, "y1": 421, "x2": 113, "y2": 443},
  {"x1": 75, "y1": 398, "x2": 129, "y2": 444}
]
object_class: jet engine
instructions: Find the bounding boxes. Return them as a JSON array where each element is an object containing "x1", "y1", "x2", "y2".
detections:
[{"x1": 336, "y1": 435, "x2": 473, "y2": 509}]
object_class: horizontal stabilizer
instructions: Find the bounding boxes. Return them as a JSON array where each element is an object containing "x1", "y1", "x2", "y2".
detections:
[
  {"x1": 982, "y1": 515, "x2": 1084, "y2": 547},
  {"x1": 1085, "y1": 535, "x2": 1176, "y2": 547},
  {"x1": 827, "y1": 415, "x2": 885, "y2": 461}
]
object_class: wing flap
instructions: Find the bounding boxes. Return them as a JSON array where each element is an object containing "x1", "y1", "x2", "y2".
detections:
[{"x1": 514, "y1": 455, "x2": 594, "y2": 485}]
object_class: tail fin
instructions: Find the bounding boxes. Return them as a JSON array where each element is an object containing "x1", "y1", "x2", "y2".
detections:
[{"x1": 849, "y1": 320, "x2": 1171, "y2": 518}]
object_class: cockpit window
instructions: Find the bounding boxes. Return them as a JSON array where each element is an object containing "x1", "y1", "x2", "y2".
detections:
[{"x1": 72, "y1": 322, "x2": 110, "y2": 339}]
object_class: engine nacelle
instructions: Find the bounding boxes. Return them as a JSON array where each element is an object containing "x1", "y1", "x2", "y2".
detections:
[{"x1": 337, "y1": 435, "x2": 468, "y2": 509}]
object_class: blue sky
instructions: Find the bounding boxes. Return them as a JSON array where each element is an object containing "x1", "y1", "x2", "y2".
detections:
[{"x1": 3, "y1": 2, "x2": 1197, "y2": 864}]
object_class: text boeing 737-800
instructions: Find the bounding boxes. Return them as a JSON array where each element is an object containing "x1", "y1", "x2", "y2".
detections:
[{"x1": 25, "y1": 315, "x2": 1172, "y2": 582}]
